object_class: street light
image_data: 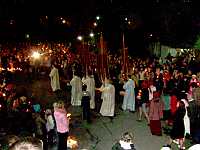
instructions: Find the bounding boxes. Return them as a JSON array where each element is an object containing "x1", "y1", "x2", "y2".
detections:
[
  {"x1": 62, "y1": 19, "x2": 66, "y2": 24},
  {"x1": 25, "y1": 34, "x2": 30, "y2": 39},
  {"x1": 96, "y1": 16, "x2": 100, "y2": 20},
  {"x1": 77, "y1": 35, "x2": 83, "y2": 41},
  {"x1": 89, "y1": 32, "x2": 94, "y2": 38},
  {"x1": 93, "y1": 22, "x2": 97, "y2": 27}
]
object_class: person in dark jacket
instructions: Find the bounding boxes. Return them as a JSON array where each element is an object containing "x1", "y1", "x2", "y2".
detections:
[
  {"x1": 169, "y1": 100, "x2": 186, "y2": 150},
  {"x1": 81, "y1": 84, "x2": 91, "y2": 123},
  {"x1": 136, "y1": 80, "x2": 150, "y2": 124},
  {"x1": 188, "y1": 86, "x2": 200, "y2": 144}
]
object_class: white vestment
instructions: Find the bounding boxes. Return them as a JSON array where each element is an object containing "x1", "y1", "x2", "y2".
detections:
[
  {"x1": 82, "y1": 76, "x2": 95, "y2": 109},
  {"x1": 49, "y1": 67, "x2": 60, "y2": 92},
  {"x1": 122, "y1": 79, "x2": 135, "y2": 111},
  {"x1": 100, "y1": 83, "x2": 115, "y2": 117},
  {"x1": 188, "y1": 144, "x2": 200, "y2": 150},
  {"x1": 181, "y1": 99, "x2": 190, "y2": 135},
  {"x1": 70, "y1": 76, "x2": 82, "y2": 106}
]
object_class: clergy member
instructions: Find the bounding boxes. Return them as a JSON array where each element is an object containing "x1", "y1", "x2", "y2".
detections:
[
  {"x1": 97, "y1": 77, "x2": 115, "y2": 117},
  {"x1": 49, "y1": 64, "x2": 60, "y2": 93},
  {"x1": 82, "y1": 72, "x2": 95, "y2": 109},
  {"x1": 70, "y1": 73, "x2": 82, "y2": 106},
  {"x1": 122, "y1": 75, "x2": 135, "y2": 112}
]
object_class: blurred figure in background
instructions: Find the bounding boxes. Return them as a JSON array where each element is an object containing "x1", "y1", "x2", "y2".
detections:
[{"x1": 49, "y1": 63, "x2": 61, "y2": 97}]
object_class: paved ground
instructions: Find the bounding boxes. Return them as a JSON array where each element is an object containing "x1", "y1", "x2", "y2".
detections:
[
  {"x1": 28, "y1": 78, "x2": 192, "y2": 150},
  {"x1": 48, "y1": 105, "x2": 193, "y2": 150}
]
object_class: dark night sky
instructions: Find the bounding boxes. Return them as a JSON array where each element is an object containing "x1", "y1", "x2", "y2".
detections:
[{"x1": 0, "y1": 0, "x2": 199, "y2": 52}]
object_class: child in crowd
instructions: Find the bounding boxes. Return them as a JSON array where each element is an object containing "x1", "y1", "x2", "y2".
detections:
[
  {"x1": 112, "y1": 132, "x2": 136, "y2": 150},
  {"x1": 45, "y1": 109, "x2": 55, "y2": 146}
]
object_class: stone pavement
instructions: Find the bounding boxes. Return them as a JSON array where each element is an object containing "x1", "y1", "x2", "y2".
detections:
[
  {"x1": 28, "y1": 79, "x2": 192, "y2": 150},
  {"x1": 49, "y1": 106, "x2": 192, "y2": 150}
]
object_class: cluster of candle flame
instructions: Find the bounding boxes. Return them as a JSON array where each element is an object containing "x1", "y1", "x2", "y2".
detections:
[
  {"x1": 67, "y1": 136, "x2": 78, "y2": 149},
  {"x1": 0, "y1": 67, "x2": 22, "y2": 72}
]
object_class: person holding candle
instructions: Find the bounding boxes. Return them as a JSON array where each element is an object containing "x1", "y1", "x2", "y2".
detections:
[{"x1": 53, "y1": 101, "x2": 69, "y2": 150}]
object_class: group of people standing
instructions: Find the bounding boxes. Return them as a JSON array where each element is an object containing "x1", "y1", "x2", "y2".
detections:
[{"x1": 49, "y1": 55, "x2": 200, "y2": 150}]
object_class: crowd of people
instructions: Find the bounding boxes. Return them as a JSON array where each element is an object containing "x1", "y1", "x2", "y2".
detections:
[
  {"x1": 0, "y1": 41, "x2": 200, "y2": 150},
  {"x1": 48, "y1": 47, "x2": 200, "y2": 149}
]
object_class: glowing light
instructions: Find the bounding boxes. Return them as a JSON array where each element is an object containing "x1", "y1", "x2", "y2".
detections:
[
  {"x1": 67, "y1": 113, "x2": 71, "y2": 117},
  {"x1": 62, "y1": 19, "x2": 66, "y2": 24},
  {"x1": 25, "y1": 34, "x2": 30, "y2": 39},
  {"x1": 0, "y1": 104, "x2": 2, "y2": 108},
  {"x1": 10, "y1": 20, "x2": 14, "y2": 25},
  {"x1": 150, "y1": 34, "x2": 153, "y2": 37},
  {"x1": 119, "y1": 140, "x2": 133, "y2": 150},
  {"x1": 96, "y1": 16, "x2": 100, "y2": 20},
  {"x1": 125, "y1": 17, "x2": 128, "y2": 21},
  {"x1": 67, "y1": 136, "x2": 78, "y2": 149},
  {"x1": 93, "y1": 22, "x2": 97, "y2": 27},
  {"x1": 77, "y1": 36, "x2": 83, "y2": 41},
  {"x1": 3, "y1": 93, "x2": 6, "y2": 97},
  {"x1": 0, "y1": 68, "x2": 5, "y2": 71},
  {"x1": 7, "y1": 67, "x2": 15, "y2": 72},
  {"x1": 89, "y1": 32, "x2": 94, "y2": 37},
  {"x1": 32, "y1": 52, "x2": 41, "y2": 59}
]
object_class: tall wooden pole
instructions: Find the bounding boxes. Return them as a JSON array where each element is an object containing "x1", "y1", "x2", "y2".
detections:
[
  {"x1": 122, "y1": 32, "x2": 128, "y2": 75},
  {"x1": 100, "y1": 33, "x2": 104, "y2": 81},
  {"x1": 122, "y1": 32, "x2": 125, "y2": 73}
]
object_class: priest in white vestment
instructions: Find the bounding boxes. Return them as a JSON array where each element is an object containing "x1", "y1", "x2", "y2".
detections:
[
  {"x1": 82, "y1": 74, "x2": 95, "y2": 109},
  {"x1": 70, "y1": 75, "x2": 82, "y2": 106},
  {"x1": 49, "y1": 64, "x2": 60, "y2": 92},
  {"x1": 97, "y1": 78, "x2": 115, "y2": 117},
  {"x1": 122, "y1": 75, "x2": 135, "y2": 112}
]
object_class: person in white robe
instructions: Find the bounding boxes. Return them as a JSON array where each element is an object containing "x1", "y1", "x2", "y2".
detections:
[
  {"x1": 122, "y1": 75, "x2": 135, "y2": 111},
  {"x1": 70, "y1": 75, "x2": 82, "y2": 106},
  {"x1": 97, "y1": 78, "x2": 115, "y2": 117},
  {"x1": 49, "y1": 64, "x2": 60, "y2": 92},
  {"x1": 188, "y1": 144, "x2": 200, "y2": 150},
  {"x1": 82, "y1": 74, "x2": 95, "y2": 109},
  {"x1": 181, "y1": 99, "x2": 190, "y2": 136}
]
